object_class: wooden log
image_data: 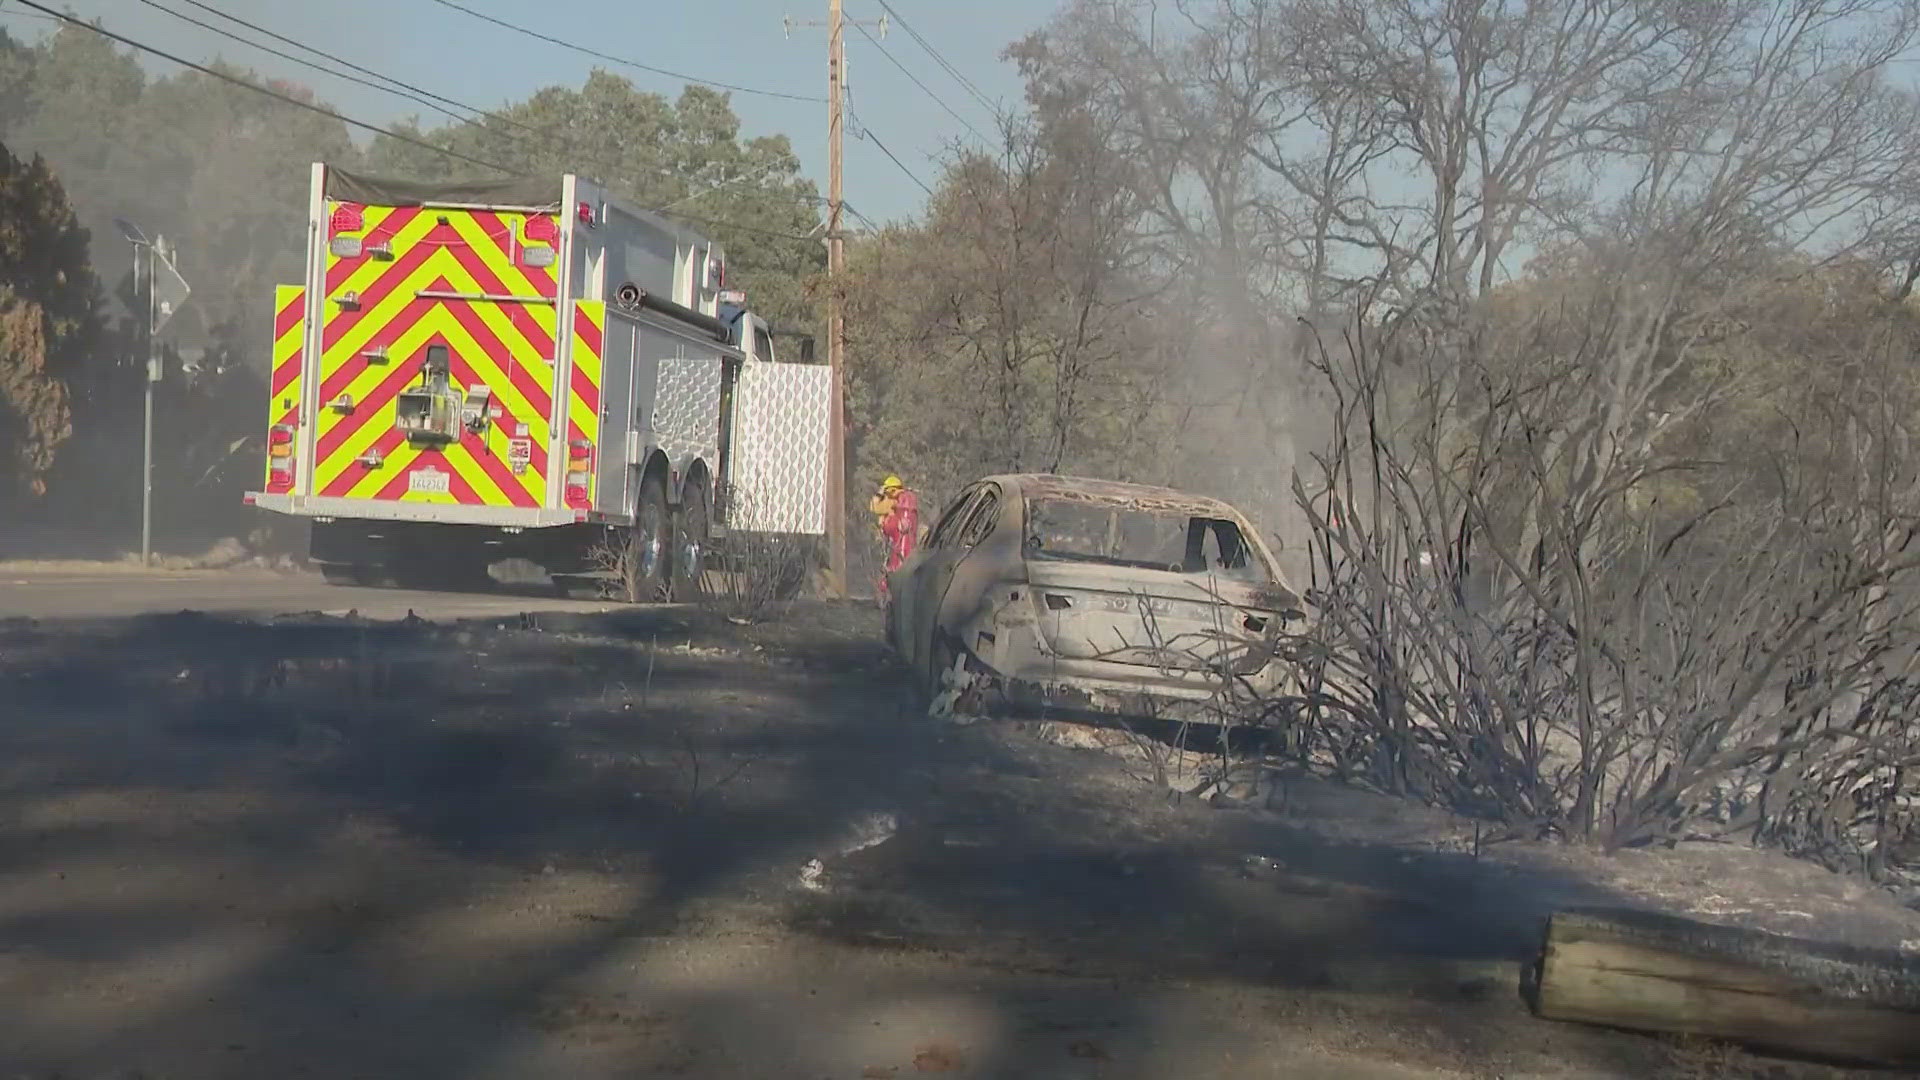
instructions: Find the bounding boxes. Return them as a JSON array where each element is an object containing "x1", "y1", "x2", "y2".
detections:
[{"x1": 1530, "y1": 906, "x2": 1920, "y2": 1068}]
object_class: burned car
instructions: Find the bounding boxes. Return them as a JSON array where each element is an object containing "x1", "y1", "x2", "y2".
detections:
[{"x1": 884, "y1": 474, "x2": 1309, "y2": 721}]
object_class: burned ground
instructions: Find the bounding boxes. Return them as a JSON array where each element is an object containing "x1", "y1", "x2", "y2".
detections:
[{"x1": 0, "y1": 599, "x2": 1914, "y2": 1078}]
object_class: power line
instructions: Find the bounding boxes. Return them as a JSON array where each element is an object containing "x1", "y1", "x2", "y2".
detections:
[
  {"x1": 166, "y1": 0, "x2": 515, "y2": 129},
  {"x1": 134, "y1": 0, "x2": 478, "y2": 128},
  {"x1": 12, "y1": 0, "x2": 515, "y2": 175},
  {"x1": 14, "y1": 0, "x2": 820, "y2": 240},
  {"x1": 426, "y1": 0, "x2": 823, "y2": 104},
  {"x1": 851, "y1": 18, "x2": 986, "y2": 144},
  {"x1": 141, "y1": 0, "x2": 825, "y2": 207},
  {"x1": 871, "y1": 0, "x2": 997, "y2": 117},
  {"x1": 850, "y1": 111, "x2": 932, "y2": 198}
]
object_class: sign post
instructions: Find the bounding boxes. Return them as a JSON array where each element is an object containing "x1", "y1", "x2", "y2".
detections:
[{"x1": 116, "y1": 218, "x2": 189, "y2": 567}]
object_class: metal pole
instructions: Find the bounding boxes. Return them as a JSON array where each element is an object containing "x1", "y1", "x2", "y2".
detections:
[
  {"x1": 141, "y1": 242, "x2": 155, "y2": 567},
  {"x1": 824, "y1": 0, "x2": 849, "y2": 598}
]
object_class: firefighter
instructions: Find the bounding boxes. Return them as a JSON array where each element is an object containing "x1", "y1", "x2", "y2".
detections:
[{"x1": 872, "y1": 474, "x2": 920, "y2": 603}]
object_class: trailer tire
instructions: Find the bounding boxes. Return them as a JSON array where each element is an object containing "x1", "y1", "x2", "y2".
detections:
[
  {"x1": 672, "y1": 479, "x2": 710, "y2": 602},
  {"x1": 625, "y1": 475, "x2": 672, "y2": 603}
]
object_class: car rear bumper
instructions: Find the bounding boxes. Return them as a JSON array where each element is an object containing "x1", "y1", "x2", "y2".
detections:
[{"x1": 958, "y1": 651, "x2": 1292, "y2": 725}]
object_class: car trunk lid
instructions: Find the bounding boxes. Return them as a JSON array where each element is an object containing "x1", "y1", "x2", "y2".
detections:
[{"x1": 1022, "y1": 560, "x2": 1298, "y2": 675}]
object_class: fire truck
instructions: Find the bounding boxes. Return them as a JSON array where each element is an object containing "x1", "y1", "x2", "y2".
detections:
[{"x1": 245, "y1": 164, "x2": 832, "y2": 600}]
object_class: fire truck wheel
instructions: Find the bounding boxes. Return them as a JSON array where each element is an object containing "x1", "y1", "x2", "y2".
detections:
[
  {"x1": 625, "y1": 475, "x2": 672, "y2": 603},
  {"x1": 672, "y1": 480, "x2": 710, "y2": 602}
]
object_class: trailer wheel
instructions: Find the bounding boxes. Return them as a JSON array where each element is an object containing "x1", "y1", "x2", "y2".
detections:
[
  {"x1": 625, "y1": 474, "x2": 672, "y2": 603},
  {"x1": 672, "y1": 479, "x2": 710, "y2": 602}
]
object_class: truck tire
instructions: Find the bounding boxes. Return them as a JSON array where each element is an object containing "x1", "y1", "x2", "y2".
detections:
[
  {"x1": 625, "y1": 474, "x2": 672, "y2": 603},
  {"x1": 672, "y1": 479, "x2": 710, "y2": 602}
]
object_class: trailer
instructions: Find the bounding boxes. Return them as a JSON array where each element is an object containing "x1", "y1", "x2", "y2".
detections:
[{"x1": 245, "y1": 164, "x2": 832, "y2": 600}]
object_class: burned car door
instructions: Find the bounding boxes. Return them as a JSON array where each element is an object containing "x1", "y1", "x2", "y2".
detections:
[
  {"x1": 913, "y1": 483, "x2": 1004, "y2": 677},
  {"x1": 927, "y1": 483, "x2": 1008, "y2": 664},
  {"x1": 892, "y1": 484, "x2": 985, "y2": 670}
]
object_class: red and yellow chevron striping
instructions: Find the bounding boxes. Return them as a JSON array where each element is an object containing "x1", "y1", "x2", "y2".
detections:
[
  {"x1": 264, "y1": 284, "x2": 305, "y2": 492},
  {"x1": 311, "y1": 203, "x2": 568, "y2": 509},
  {"x1": 569, "y1": 300, "x2": 605, "y2": 506}
]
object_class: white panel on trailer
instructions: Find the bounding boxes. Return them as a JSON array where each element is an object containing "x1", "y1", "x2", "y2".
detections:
[{"x1": 731, "y1": 362, "x2": 831, "y2": 535}]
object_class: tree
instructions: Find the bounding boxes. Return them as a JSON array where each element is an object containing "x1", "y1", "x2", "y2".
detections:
[
  {"x1": 365, "y1": 73, "x2": 825, "y2": 329},
  {"x1": 0, "y1": 28, "x2": 32, "y2": 139},
  {"x1": 0, "y1": 141, "x2": 95, "y2": 499},
  {"x1": 842, "y1": 116, "x2": 1173, "y2": 528},
  {"x1": 1000, "y1": 0, "x2": 1920, "y2": 869},
  {"x1": 133, "y1": 67, "x2": 357, "y2": 347}
]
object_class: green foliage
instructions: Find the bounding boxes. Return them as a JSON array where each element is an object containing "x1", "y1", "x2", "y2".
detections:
[
  {"x1": 842, "y1": 122, "x2": 1173, "y2": 524},
  {"x1": 365, "y1": 73, "x2": 825, "y2": 329},
  {"x1": 0, "y1": 139, "x2": 95, "y2": 497},
  {"x1": 0, "y1": 32, "x2": 825, "y2": 540},
  {"x1": 5, "y1": 27, "x2": 353, "y2": 356}
]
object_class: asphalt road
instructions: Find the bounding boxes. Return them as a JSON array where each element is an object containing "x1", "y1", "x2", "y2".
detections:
[{"x1": 0, "y1": 564, "x2": 623, "y2": 622}]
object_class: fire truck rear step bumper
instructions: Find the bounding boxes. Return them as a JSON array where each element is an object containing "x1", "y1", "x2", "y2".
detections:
[{"x1": 245, "y1": 493, "x2": 583, "y2": 528}]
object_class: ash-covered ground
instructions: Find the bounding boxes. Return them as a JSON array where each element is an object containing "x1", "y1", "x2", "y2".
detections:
[{"x1": 0, "y1": 573, "x2": 1915, "y2": 1079}]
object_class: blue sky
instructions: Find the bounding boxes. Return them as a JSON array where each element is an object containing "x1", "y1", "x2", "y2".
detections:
[{"x1": 0, "y1": 0, "x2": 1050, "y2": 223}]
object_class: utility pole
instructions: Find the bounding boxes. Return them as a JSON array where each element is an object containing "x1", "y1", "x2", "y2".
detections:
[
  {"x1": 114, "y1": 219, "x2": 189, "y2": 567},
  {"x1": 825, "y1": 0, "x2": 848, "y2": 598},
  {"x1": 143, "y1": 240, "x2": 156, "y2": 567},
  {"x1": 787, "y1": 4, "x2": 883, "y2": 600}
]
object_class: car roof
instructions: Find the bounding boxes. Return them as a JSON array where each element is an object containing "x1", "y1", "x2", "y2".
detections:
[{"x1": 980, "y1": 473, "x2": 1247, "y2": 519}]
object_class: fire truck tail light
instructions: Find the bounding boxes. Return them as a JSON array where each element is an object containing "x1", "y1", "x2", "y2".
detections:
[
  {"x1": 329, "y1": 203, "x2": 364, "y2": 236},
  {"x1": 564, "y1": 469, "x2": 590, "y2": 505},
  {"x1": 267, "y1": 429, "x2": 295, "y2": 491},
  {"x1": 577, "y1": 201, "x2": 596, "y2": 227},
  {"x1": 568, "y1": 439, "x2": 592, "y2": 461},
  {"x1": 523, "y1": 215, "x2": 557, "y2": 244}
]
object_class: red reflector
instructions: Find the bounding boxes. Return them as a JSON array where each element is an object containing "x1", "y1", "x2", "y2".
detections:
[
  {"x1": 568, "y1": 439, "x2": 591, "y2": 460},
  {"x1": 329, "y1": 203, "x2": 364, "y2": 235},
  {"x1": 268, "y1": 426, "x2": 293, "y2": 445},
  {"x1": 523, "y1": 215, "x2": 557, "y2": 244},
  {"x1": 576, "y1": 201, "x2": 595, "y2": 226}
]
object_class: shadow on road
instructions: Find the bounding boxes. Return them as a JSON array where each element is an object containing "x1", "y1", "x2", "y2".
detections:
[{"x1": 0, "y1": 604, "x2": 1795, "y2": 1078}]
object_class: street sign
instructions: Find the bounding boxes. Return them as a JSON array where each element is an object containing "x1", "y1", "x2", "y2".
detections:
[{"x1": 150, "y1": 236, "x2": 190, "y2": 335}]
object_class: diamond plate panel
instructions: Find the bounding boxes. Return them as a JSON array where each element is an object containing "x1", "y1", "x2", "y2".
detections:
[
  {"x1": 732, "y1": 361, "x2": 831, "y2": 535},
  {"x1": 653, "y1": 357, "x2": 722, "y2": 474}
]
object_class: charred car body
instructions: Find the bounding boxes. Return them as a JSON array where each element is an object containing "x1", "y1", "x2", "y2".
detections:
[{"x1": 885, "y1": 474, "x2": 1308, "y2": 722}]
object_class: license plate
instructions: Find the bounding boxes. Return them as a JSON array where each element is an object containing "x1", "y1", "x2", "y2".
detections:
[{"x1": 408, "y1": 468, "x2": 450, "y2": 495}]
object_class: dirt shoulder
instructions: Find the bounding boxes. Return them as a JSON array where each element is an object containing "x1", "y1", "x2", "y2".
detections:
[{"x1": 0, "y1": 601, "x2": 1912, "y2": 1079}]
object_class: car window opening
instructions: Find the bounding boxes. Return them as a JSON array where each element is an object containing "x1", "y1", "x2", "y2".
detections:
[{"x1": 1024, "y1": 500, "x2": 1269, "y2": 582}]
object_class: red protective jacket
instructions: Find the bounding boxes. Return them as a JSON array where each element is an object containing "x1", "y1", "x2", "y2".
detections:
[{"x1": 880, "y1": 488, "x2": 920, "y2": 572}]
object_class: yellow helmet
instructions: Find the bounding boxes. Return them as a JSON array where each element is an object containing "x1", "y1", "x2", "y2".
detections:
[{"x1": 881, "y1": 474, "x2": 904, "y2": 491}]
